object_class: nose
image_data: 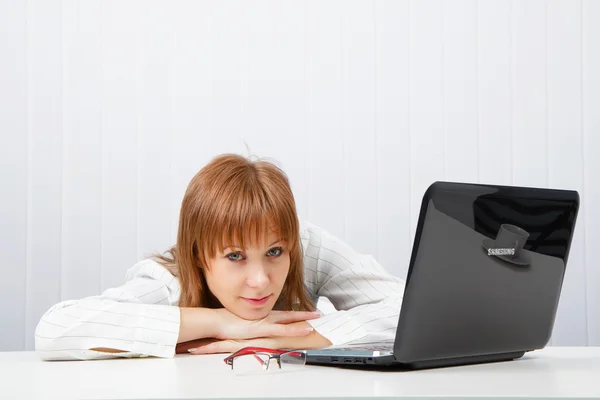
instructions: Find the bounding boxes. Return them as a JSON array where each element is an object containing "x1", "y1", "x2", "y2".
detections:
[{"x1": 246, "y1": 262, "x2": 269, "y2": 289}]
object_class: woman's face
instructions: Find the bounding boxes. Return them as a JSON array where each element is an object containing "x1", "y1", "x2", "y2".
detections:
[{"x1": 203, "y1": 229, "x2": 290, "y2": 320}]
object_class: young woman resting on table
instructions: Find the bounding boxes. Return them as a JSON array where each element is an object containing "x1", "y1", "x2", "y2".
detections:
[{"x1": 35, "y1": 154, "x2": 406, "y2": 361}]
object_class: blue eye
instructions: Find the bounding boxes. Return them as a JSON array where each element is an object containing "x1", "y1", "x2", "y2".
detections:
[
  {"x1": 267, "y1": 247, "x2": 283, "y2": 257},
  {"x1": 226, "y1": 252, "x2": 244, "y2": 262}
]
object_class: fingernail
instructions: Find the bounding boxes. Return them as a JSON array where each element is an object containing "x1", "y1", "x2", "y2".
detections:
[
  {"x1": 304, "y1": 327, "x2": 314, "y2": 332},
  {"x1": 187, "y1": 348, "x2": 197, "y2": 353},
  {"x1": 312, "y1": 311, "x2": 322, "y2": 316}
]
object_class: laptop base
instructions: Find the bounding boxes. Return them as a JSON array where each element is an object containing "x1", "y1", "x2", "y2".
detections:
[{"x1": 306, "y1": 350, "x2": 526, "y2": 370}]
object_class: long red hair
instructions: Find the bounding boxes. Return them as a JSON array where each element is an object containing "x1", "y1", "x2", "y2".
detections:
[{"x1": 154, "y1": 154, "x2": 314, "y2": 312}]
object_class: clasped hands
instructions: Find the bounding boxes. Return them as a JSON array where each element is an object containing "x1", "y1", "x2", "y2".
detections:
[{"x1": 176, "y1": 309, "x2": 331, "y2": 355}]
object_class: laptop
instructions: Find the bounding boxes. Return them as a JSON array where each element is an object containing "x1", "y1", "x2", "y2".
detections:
[{"x1": 305, "y1": 181, "x2": 580, "y2": 369}]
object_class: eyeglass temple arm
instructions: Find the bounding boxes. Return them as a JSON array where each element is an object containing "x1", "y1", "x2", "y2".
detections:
[
  {"x1": 224, "y1": 347, "x2": 285, "y2": 367},
  {"x1": 230, "y1": 347, "x2": 287, "y2": 356}
]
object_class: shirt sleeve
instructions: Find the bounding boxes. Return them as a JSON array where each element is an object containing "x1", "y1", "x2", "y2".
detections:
[
  {"x1": 34, "y1": 259, "x2": 182, "y2": 361},
  {"x1": 301, "y1": 221, "x2": 406, "y2": 346}
]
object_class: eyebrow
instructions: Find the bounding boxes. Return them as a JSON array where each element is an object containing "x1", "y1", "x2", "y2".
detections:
[
  {"x1": 227, "y1": 239, "x2": 283, "y2": 250},
  {"x1": 268, "y1": 239, "x2": 284, "y2": 247}
]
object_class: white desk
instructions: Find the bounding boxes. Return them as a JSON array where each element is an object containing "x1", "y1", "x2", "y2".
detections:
[{"x1": 2, "y1": 346, "x2": 599, "y2": 400}]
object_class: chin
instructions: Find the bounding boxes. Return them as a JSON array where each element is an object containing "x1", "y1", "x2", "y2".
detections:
[
  {"x1": 233, "y1": 303, "x2": 274, "y2": 321},
  {"x1": 243, "y1": 309, "x2": 271, "y2": 320}
]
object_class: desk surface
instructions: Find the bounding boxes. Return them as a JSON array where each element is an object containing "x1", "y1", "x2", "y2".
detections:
[{"x1": 3, "y1": 346, "x2": 600, "y2": 400}]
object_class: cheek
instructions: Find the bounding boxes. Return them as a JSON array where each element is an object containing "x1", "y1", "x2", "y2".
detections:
[
  {"x1": 273, "y1": 255, "x2": 291, "y2": 284},
  {"x1": 204, "y1": 263, "x2": 241, "y2": 296}
]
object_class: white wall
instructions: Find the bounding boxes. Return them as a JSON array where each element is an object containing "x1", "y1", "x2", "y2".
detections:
[{"x1": 1, "y1": 0, "x2": 599, "y2": 351}]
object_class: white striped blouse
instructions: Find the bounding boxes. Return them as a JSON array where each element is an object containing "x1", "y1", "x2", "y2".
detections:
[{"x1": 34, "y1": 221, "x2": 406, "y2": 361}]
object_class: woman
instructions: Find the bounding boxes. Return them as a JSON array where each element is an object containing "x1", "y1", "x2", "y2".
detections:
[{"x1": 35, "y1": 154, "x2": 405, "y2": 360}]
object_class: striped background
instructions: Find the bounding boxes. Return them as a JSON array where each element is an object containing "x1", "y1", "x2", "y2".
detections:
[{"x1": 1, "y1": 0, "x2": 599, "y2": 351}]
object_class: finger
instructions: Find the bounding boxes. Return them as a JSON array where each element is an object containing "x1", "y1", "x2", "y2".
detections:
[
  {"x1": 176, "y1": 338, "x2": 217, "y2": 354},
  {"x1": 188, "y1": 340, "x2": 237, "y2": 355},
  {"x1": 266, "y1": 323, "x2": 315, "y2": 337},
  {"x1": 270, "y1": 310, "x2": 322, "y2": 324}
]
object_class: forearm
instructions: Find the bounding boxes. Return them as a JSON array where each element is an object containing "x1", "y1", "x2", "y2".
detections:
[
  {"x1": 177, "y1": 307, "x2": 219, "y2": 343},
  {"x1": 61, "y1": 307, "x2": 219, "y2": 356},
  {"x1": 36, "y1": 299, "x2": 181, "y2": 360}
]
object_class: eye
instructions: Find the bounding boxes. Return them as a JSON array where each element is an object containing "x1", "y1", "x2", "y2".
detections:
[
  {"x1": 226, "y1": 252, "x2": 244, "y2": 262},
  {"x1": 267, "y1": 247, "x2": 283, "y2": 257}
]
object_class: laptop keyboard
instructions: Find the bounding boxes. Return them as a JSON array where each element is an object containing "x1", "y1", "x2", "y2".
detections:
[{"x1": 332, "y1": 342, "x2": 394, "y2": 352}]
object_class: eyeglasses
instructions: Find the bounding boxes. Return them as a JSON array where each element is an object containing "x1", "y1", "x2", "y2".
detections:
[{"x1": 223, "y1": 346, "x2": 306, "y2": 375}]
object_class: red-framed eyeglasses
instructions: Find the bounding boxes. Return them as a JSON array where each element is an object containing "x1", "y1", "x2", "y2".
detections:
[{"x1": 223, "y1": 347, "x2": 307, "y2": 374}]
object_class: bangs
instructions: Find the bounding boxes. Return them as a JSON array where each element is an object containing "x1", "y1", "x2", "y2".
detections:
[
  {"x1": 199, "y1": 176, "x2": 299, "y2": 258},
  {"x1": 170, "y1": 153, "x2": 313, "y2": 310}
]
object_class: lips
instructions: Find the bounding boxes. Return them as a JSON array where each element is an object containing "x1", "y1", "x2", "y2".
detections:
[{"x1": 241, "y1": 294, "x2": 272, "y2": 306}]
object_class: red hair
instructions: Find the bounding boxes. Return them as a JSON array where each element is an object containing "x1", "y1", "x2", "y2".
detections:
[{"x1": 154, "y1": 154, "x2": 314, "y2": 312}]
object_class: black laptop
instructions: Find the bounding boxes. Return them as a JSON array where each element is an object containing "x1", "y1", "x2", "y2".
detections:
[{"x1": 305, "y1": 181, "x2": 580, "y2": 369}]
